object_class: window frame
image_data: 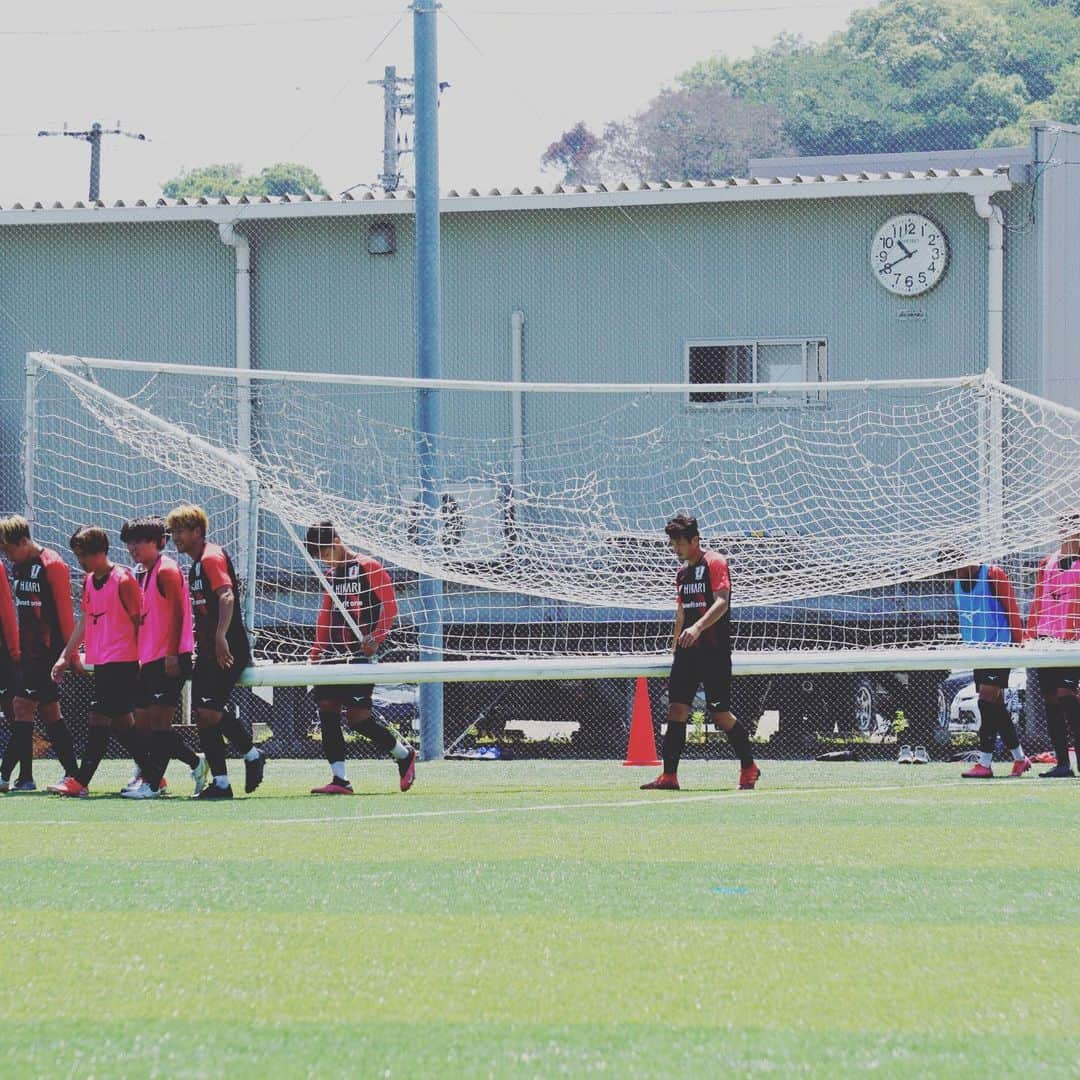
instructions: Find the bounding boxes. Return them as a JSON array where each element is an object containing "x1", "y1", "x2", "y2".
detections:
[{"x1": 684, "y1": 337, "x2": 829, "y2": 406}]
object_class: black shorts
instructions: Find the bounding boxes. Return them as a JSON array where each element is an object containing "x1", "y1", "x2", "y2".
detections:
[
  {"x1": 136, "y1": 655, "x2": 193, "y2": 709},
  {"x1": 13, "y1": 656, "x2": 61, "y2": 707},
  {"x1": 0, "y1": 652, "x2": 16, "y2": 700},
  {"x1": 192, "y1": 655, "x2": 247, "y2": 713},
  {"x1": 91, "y1": 661, "x2": 140, "y2": 718},
  {"x1": 313, "y1": 655, "x2": 373, "y2": 709},
  {"x1": 973, "y1": 668, "x2": 1010, "y2": 690},
  {"x1": 668, "y1": 645, "x2": 732, "y2": 713},
  {"x1": 1038, "y1": 666, "x2": 1080, "y2": 693}
]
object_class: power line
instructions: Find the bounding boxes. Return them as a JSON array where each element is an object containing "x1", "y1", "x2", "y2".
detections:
[
  {"x1": 0, "y1": 12, "x2": 405, "y2": 38},
  {"x1": 457, "y1": 2, "x2": 859, "y2": 14}
]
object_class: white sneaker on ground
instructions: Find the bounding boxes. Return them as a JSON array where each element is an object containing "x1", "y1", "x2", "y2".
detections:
[
  {"x1": 897, "y1": 744, "x2": 915, "y2": 764},
  {"x1": 912, "y1": 745, "x2": 930, "y2": 764},
  {"x1": 120, "y1": 782, "x2": 161, "y2": 800},
  {"x1": 190, "y1": 754, "x2": 209, "y2": 796}
]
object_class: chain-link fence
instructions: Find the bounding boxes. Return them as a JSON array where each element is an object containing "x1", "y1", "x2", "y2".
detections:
[{"x1": 2, "y1": 3, "x2": 1079, "y2": 770}]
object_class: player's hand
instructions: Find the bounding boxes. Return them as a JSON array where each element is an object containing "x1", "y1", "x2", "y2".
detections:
[
  {"x1": 69, "y1": 652, "x2": 87, "y2": 675},
  {"x1": 678, "y1": 625, "x2": 701, "y2": 649},
  {"x1": 215, "y1": 634, "x2": 234, "y2": 669},
  {"x1": 360, "y1": 635, "x2": 379, "y2": 657},
  {"x1": 50, "y1": 657, "x2": 68, "y2": 682},
  {"x1": 308, "y1": 649, "x2": 323, "y2": 664},
  {"x1": 164, "y1": 654, "x2": 180, "y2": 678}
]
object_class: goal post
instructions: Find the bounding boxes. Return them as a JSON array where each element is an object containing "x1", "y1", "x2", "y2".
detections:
[{"x1": 22, "y1": 350, "x2": 1080, "y2": 758}]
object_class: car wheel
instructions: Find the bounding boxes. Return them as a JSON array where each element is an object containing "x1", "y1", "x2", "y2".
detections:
[{"x1": 854, "y1": 674, "x2": 880, "y2": 736}]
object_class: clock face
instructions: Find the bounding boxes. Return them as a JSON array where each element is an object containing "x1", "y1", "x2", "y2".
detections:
[{"x1": 871, "y1": 213, "x2": 949, "y2": 297}]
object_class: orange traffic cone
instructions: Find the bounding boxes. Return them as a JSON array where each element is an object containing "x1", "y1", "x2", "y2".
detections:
[{"x1": 623, "y1": 677, "x2": 661, "y2": 766}]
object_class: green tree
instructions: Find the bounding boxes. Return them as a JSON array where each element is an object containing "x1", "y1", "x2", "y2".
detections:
[
  {"x1": 162, "y1": 161, "x2": 327, "y2": 199},
  {"x1": 677, "y1": 0, "x2": 1080, "y2": 157},
  {"x1": 541, "y1": 122, "x2": 603, "y2": 184}
]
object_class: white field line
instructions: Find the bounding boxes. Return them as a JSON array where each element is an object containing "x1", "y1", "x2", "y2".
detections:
[{"x1": 0, "y1": 779, "x2": 996, "y2": 827}]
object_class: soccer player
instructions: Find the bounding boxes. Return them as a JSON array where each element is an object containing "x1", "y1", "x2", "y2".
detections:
[
  {"x1": 165, "y1": 504, "x2": 267, "y2": 799},
  {"x1": 0, "y1": 514, "x2": 78, "y2": 790},
  {"x1": 49, "y1": 527, "x2": 145, "y2": 797},
  {"x1": 304, "y1": 521, "x2": 415, "y2": 795},
  {"x1": 0, "y1": 560, "x2": 23, "y2": 791},
  {"x1": 642, "y1": 513, "x2": 759, "y2": 792},
  {"x1": 122, "y1": 516, "x2": 208, "y2": 798},
  {"x1": 947, "y1": 555, "x2": 1030, "y2": 778},
  {"x1": 1025, "y1": 514, "x2": 1080, "y2": 778}
]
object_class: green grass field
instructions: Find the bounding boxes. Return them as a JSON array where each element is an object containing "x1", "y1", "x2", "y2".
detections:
[{"x1": 1, "y1": 758, "x2": 1077, "y2": 1078}]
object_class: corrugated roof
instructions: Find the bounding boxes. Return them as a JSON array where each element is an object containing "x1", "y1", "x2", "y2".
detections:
[{"x1": 0, "y1": 167, "x2": 1014, "y2": 223}]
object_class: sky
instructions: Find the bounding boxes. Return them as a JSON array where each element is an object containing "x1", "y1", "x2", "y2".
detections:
[{"x1": 0, "y1": 0, "x2": 879, "y2": 204}]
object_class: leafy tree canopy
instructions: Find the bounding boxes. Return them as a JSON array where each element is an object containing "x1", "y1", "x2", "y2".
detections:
[{"x1": 162, "y1": 161, "x2": 328, "y2": 199}]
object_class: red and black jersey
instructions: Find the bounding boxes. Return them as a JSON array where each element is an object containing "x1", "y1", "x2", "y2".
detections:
[
  {"x1": 11, "y1": 546, "x2": 75, "y2": 663},
  {"x1": 675, "y1": 550, "x2": 732, "y2": 649},
  {"x1": 310, "y1": 554, "x2": 398, "y2": 659},
  {"x1": 188, "y1": 542, "x2": 251, "y2": 663}
]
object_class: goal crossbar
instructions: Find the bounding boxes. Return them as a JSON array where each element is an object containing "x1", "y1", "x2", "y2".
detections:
[{"x1": 241, "y1": 645, "x2": 1080, "y2": 688}]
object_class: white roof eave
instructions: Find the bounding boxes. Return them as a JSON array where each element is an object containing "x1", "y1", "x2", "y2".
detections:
[{"x1": 0, "y1": 172, "x2": 1013, "y2": 226}]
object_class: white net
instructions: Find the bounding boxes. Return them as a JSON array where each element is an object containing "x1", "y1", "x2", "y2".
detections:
[{"x1": 23, "y1": 351, "x2": 1080, "y2": 671}]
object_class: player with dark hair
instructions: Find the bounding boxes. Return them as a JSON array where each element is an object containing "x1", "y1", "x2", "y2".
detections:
[
  {"x1": 946, "y1": 554, "x2": 1030, "y2": 778},
  {"x1": 165, "y1": 504, "x2": 267, "y2": 799},
  {"x1": 0, "y1": 559, "x2": 23, "y2": 790},
  {"x1": 304, "y1": 521, "x2": 415, "y2": 795},
  {"x1": 0, "y1": 514, "x2": 78, "y2": 791},
  {"x1": 641, "y1": 513, "x2": 759, "y2": 792},
  {"x1": 1026, "y1": 514, "x2": 1080, "y2": 778},
  {"x1": 122, "y1": 516, "x2": 207, "y2": 798},
  {"x1": 50, "y1": 526, "x2": 145, "y2": 797}
]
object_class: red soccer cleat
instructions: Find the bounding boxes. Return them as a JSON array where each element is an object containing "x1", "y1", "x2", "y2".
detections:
[
  {"x1": 48, "y1": 776, "x2": 88, "y2": 798},
  {"x1": 1009, "y1": 757, "x2": 1032, "y2": 778},
  {"x1": 640, "y1": 773, "x2": 680, "y2": 790},
  {"x1": 962, "y1": 763, "x2": 994, "y2": 778},
  {"x1": 311, "y1": 778, "x2": 354, "y2": 795},
  {"x1": 398, "y1": 748, "x2": 417, "y2": 792},
  {"x1": 738, "y1": 763, "x2": 761, "y2": 790}
]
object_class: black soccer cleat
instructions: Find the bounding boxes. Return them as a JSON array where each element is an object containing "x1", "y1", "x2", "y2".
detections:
[
  {"x1": 244, "y1": 749, "x2": 267, "y2": 794},
  {"x1": 195, "y1": 783, "x2": 234, "y2": 800}
]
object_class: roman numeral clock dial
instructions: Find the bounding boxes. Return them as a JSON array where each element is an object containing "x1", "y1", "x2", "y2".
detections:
[{"x1": 871, "y1": 212, "x2": 949, "y2": 297}]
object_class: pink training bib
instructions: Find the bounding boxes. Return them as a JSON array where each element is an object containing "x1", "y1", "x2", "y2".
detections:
[
  {"x1": 1035, "y1": 553, "x2": 1080, "y2": 639},
  {"x1": 138, "y1": 555, "x2": 194, "y2": 664},
  {"x1": 83, "y1": 565, "x2": 139, "y2": 665}
]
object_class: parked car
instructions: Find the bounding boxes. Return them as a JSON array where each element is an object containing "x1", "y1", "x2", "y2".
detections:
[{"x1": 941, "y1": 668, "x2": 1025, "y2": 736}]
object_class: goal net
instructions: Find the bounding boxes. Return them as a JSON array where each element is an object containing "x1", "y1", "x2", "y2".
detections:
[{"x1": 24, "y1": 351, "x2": 1080, "y2": 675}]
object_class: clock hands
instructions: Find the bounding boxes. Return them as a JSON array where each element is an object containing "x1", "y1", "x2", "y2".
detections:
[{"x1": 881, "y1": 244, "x2": 917, "y2": 273}]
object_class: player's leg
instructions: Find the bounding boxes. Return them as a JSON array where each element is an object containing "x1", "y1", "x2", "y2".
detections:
[
  {"x1": 1057, "y1": 673, "x2": 1080, "y2": 774},
  {"x1": 9, "y1": 696, "x2": 37, "y2": 790},
  {"x1": 344, "y1": 688, "x2": 416, "y2": 792},
  {"x1": 216, "y1": 678, "x2": 267, "y2": 794},
  {"x1": 50, "y1": 711, "x2": 109, "y2": 796},
  {"x1": 705, "y1": 652, "x2": 758, "y2": 789},
  {"x1": 643, "y1": 653, "x2": 694, "y2": 789},
  {"x1": 0, "y1": 690, "x2": 19, "y2": 790},
  {"x1": 964, "y1": 672, "x2": 1004, "y2": 777},
  {"x1": 192, "y1": 659, "x2": 263, "y2": 797},
  {"x1": 1039, "y1": 671, "x2": 1075, "y2": 777},
  {"x1": 311, "y1": 692, "x2": 352, "y2": 794},
  {"x1": 37, "y1": 698, "x2": 78, "y2": 785}
]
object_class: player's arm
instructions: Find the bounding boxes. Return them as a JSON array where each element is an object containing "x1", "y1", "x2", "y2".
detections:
[
  {"x1": 119, "y1": 573, "x2": 142, "y2": 633},
  {"x1": 0, "y1": 566, "x2": 19, "y2": 663},
  {"x1": 157, "y1": 562, "x2": 187, "y2": 677},
  {"x1": 363, "y1": 561, "x2": 397, "y2": 656},
  {"x1": 988, "y1": 566, "x2": 1023, "y2": 644},
  {"x1": 46, "y1": 558, "x2": 76, "y2": 643},
  {"x1": 671, "y1": 602, "x2": 684, "y2": 652},
  {"x1": 52, "y1": 611, "x2": 87, "y2": 681},
  {"x1": 1024, "y1": 560, "x2": 1045, "y2": 641},
  {"x1": 201, "y1": 551, "x2": 237, "y2": 668},
  {"x1": 310, "y1": 593, "x2": 332, "y2": 662}
]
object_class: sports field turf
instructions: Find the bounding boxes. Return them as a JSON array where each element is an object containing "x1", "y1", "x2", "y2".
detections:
[{"x1": 1, "y1": 759, "x2": 1077, "y2": 1078}]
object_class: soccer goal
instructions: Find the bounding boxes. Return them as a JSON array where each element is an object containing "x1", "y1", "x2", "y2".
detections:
[{"x1": 22, "y1": 351, "x2": 1080, "y2": 757}]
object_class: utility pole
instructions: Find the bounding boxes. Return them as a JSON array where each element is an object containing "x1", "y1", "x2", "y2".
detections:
[
  {"x1": 37, "y1": 120, "x2": 149, "y2": 201},
  {"x1": 366, "y1": 66, "x2": 414, "y2": 192}
]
